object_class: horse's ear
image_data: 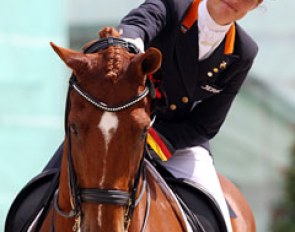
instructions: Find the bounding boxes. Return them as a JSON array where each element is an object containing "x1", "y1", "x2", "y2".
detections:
[
  {"x1": 141, "y1": 48, "x2": 162, "y2": 75},
  {"x1": 50, "y1": 42, "x2": 89, "y2": 71}
]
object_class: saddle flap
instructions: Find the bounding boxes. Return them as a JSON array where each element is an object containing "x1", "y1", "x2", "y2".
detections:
[
  {"x1": 166, "y1": 178, "x2": 228, "y2": 232},
  {"x1": 5, "y1": 169, "x2": 59, "y2": 232}
]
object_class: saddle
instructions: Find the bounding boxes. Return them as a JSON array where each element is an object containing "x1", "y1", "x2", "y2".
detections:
[
  {"x1": 5, "y1": 169, "x2": 59, "y2": 232},
  {"x1": 5, "y1": 156, "x2": 233, "y2": 232},
  {"x1": 149, "y1": 158, "x2": 233, "y2": 232}
]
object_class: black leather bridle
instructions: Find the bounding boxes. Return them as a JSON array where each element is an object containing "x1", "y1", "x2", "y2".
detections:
[{"x1": 52, "y1": 37, "x2": 151, "y2": 232}]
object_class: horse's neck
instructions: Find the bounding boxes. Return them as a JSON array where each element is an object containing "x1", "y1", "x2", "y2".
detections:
[{"x1": 145, "y1": 161, "x2": 188, "y2": 231}]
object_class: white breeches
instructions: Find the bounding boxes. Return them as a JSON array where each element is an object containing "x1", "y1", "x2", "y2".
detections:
[{"x1": 160, "y1": 146, "x2": 233, "y2": 232}]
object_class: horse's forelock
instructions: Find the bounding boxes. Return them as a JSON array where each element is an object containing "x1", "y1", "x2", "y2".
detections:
[{"x1": 102, "y1": 46, "x2": 126, "y2": 82}]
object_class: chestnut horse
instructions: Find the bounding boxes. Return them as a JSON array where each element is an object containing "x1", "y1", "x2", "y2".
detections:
[{"x1": 35, "y1": 28, "x2": 255, "y2": 232}]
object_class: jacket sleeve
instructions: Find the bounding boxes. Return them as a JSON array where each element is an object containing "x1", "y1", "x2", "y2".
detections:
[
  {"x1": 154, "y1": 58, "x2": 255, "y2": 150},
  {"x1": 117, "y1": 0, "x2": 174, "y2": 47}
]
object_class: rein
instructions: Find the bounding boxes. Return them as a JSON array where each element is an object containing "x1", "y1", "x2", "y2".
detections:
[{"x1": 53, "y1": 37, "x2": 151, "y2": 231}]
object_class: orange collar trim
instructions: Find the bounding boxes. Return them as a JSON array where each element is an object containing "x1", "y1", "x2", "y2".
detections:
[{"x1": 181, "y1": 0, "x2": 236, "y2": 55}]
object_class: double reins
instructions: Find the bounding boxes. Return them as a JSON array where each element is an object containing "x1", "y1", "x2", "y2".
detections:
[{"x1": 53, "y1": 37, "x2": 152, "y2": 231}]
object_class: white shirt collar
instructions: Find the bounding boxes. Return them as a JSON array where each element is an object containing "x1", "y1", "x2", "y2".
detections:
[{"x1": 198, "y1": 0, "x2": 233, "y2": 60}]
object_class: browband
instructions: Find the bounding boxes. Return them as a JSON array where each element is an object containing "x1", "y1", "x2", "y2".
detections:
[{"x1": 83, "y1": 37, "x2": 140, "y2": 54}]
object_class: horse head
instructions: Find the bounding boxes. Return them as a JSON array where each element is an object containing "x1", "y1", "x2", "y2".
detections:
[{"x1": 50, "y1": 29, "x2": 162, "y2": 231}]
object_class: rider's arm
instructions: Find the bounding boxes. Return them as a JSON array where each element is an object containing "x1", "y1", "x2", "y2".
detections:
[{"x1": 117, "y1": 0, "x2": 189, "y2": 48}]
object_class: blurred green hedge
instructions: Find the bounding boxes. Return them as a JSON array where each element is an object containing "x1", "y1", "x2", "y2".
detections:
[{"x1": 272, "y1": 140, "x2": 295, "y2": 232}]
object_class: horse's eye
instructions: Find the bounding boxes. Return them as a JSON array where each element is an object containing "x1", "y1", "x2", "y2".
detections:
[{"x1": 70, "y1": 123, "x2": 78, "y2": 135}]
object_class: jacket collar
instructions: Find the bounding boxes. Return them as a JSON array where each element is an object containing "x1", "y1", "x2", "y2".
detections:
[
  {"x1": 176, "y1": 0, "x2": 239, "y2": 98},
  {"x1": 176, "y1": 25, "x2": 240, "y2": 98}
]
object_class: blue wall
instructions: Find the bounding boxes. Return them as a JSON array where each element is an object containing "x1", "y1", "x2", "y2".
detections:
[{"x1": 0, "y1": 0, "x2": 68, "y2": 229}]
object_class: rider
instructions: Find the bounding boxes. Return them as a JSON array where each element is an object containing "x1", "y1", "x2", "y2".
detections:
[{"x1": 117, "y1": 0, "x2": 263, "y2": 231}]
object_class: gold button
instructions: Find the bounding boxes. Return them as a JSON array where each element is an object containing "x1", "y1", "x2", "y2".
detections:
[
  {"x1": 213, "y1": 68, "x2": 219, "y2": 73},
  {"x1": 170, "y1": 104, "x2": 177, "y2": 111},
  {"x1": 220, "y1": 61, "x2": 227, "y2": 69},
  {"x1": 181, "y1": 97, "x2": 189, "y2": 103},
  {"x1": 207, "y1": 72, "x2": 213, "y2": 77}
]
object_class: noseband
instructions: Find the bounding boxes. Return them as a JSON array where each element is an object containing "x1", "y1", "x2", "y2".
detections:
[{"x1": 53, "y1": 37, "x2": 151, "y2": 231}]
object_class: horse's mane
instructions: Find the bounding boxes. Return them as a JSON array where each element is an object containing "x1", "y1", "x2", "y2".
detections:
[{"x1": 102, "y1": 46, "x2": 124, "y2": 82}]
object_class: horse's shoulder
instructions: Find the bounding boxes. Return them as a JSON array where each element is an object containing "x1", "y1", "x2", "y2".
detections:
[{"x1": 144, "y1": 160, "x2": 191, "y2": 231}]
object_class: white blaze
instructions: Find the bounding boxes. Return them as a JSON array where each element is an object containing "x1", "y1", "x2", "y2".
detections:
[
  {"x1": 97, "y1": 112, "x2": 119, "y2": 187},
  {"x1": 97, "y1": 112, "x2": 119, "y2": 228},
  {"x1": 97, "y1": 205, "x2": 102, "y2": 228},
  {"x1": 98, "y1": 112, "x2": 119, "y2": 152}
]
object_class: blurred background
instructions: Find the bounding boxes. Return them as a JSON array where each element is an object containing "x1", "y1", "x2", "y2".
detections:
[{"x1": 1, "y1": 0, "x2": 294, "y2": 231}]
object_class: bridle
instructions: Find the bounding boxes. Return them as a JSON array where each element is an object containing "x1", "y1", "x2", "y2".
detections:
[
  {"x1": 52, "y1": 37, "x2": 152, "y2": 232},
  {"x1": 70, "y1": 77, "x2": 150, "y2": 112}
]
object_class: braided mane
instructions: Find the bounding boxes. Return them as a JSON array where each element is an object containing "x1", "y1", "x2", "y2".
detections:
[{"x1": 103, "y1": 46, "x2": 123, "y2": 82}]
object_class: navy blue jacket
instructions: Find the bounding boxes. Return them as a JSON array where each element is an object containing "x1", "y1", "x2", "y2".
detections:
[{"x1": 118, "y1": 0, "x2": 258, "y2": 151}]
